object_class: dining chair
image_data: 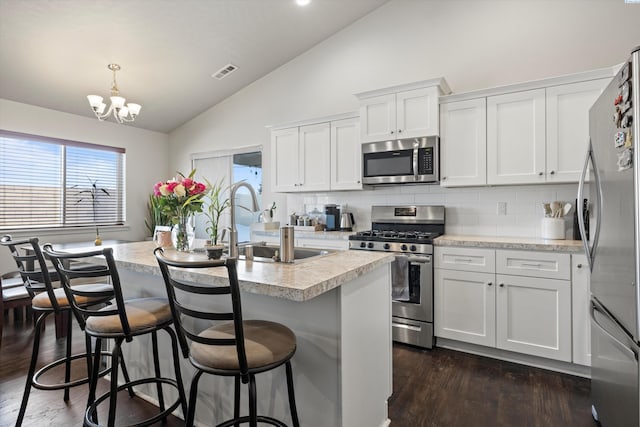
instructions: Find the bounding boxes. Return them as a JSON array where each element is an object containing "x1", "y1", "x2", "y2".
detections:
[
  {"x1": 154, "y1": 247, "x2": 300, "y2": 427},
  {"x1": 0, "y1": 235, "x2": 116, "y2": 426},
  {"x1": 44, "y1": 244, "x2": 188, "y2": 427}
]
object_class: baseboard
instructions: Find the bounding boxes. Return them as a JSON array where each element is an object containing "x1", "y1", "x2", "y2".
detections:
[{"x1": 436, "y1": 338, "x2": 592, "y2": 378}]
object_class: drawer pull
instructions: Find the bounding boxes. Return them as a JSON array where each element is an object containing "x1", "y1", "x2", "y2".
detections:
[
  {"x1": 499, "y1": 283, "x2": 505, "y2": 287},
  {"x1": 520, "y1": 262, "x2": 543, "y2": 268},
  {"x1": 453, "y1": 258, "x2": 473, "y2": 263},
  {"x1": 487, "y1": 282, "x2": 493, "y2": 287}
]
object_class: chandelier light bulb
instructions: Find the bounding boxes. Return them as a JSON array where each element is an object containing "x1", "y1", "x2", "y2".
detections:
[{"x1": 87, "y1": 64, "x2": 141, "y2": 124}]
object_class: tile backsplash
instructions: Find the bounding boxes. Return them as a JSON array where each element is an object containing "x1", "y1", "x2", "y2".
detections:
[{"x1": 285, "y1": 183, "x2": 585, "y2": 239}]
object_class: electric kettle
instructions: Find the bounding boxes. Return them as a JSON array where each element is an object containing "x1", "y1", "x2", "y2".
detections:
[{"x1": 340, "y1": 212, "x2": 355, "y2": 231}]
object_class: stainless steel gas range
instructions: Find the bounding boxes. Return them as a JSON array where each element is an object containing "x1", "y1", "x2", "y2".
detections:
[{"x1": 349, "y1": 205, "x2": 445, "y2": 349}]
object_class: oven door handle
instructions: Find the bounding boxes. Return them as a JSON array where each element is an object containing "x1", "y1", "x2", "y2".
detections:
[{"x1": 407, "y1": 255, "x2": 432, "y2": 264}]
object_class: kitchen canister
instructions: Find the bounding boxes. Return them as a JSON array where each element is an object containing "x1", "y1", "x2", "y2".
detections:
[{"x1": 541, "y1": 218, "x2": 565, "y2": 239}]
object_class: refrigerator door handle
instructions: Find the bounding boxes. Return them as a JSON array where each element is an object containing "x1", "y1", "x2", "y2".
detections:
[
  {"x1": 577, "y1": 140, "x2": 603, "y2": 272},
  {"x1": 591, "y1": 300, "x2": 639, "y2": 361},
  {"x1": 577, "y1": 144, "x2": 593, "y2": 270}
]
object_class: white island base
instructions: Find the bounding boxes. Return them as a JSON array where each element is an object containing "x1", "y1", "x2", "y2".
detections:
[{"x1": 115, "y1": 262, "x2": 392, "y2": 427}]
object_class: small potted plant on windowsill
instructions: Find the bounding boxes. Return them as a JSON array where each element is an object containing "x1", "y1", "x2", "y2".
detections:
[{"x1": 202, "y1": 178, "x2": 230, "y2": 259}]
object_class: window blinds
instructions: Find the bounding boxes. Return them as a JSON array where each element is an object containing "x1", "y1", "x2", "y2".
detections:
[{"x1": 0, "y1": 130, "x2": 125, "y2": 230}]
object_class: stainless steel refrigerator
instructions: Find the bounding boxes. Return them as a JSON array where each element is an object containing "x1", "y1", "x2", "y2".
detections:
[{"x1": 578, "y1": 46, "x2": 640, "y2": 427}]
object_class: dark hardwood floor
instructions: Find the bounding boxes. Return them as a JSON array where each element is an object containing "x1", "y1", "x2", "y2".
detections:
[
  {"x1": 390, "y1": 343, "x2": 595, "y2": 427},
  {"x1": 1, "y1": 312, "x2": 595, "y2": 426}
]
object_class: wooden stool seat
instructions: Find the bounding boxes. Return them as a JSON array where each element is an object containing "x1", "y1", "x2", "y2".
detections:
[
  {"x1": 85, "y1": 297, "x2": 172, "y2": 335},
  {"x1": 31, "y1": 283, "x2": 113, "y2": 309}
]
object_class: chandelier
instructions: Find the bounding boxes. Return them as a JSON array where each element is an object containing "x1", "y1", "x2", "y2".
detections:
[{"x1": 87, "y1": 64, "x2": 141, "y2": 123}]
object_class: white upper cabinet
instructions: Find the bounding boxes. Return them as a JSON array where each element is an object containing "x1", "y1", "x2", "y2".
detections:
[
  {"x1": 299, "y1": 123, "x2": 331, "y2": 192},
  {"x1": 439, "y1": 66, "x2": 615, "y2": 187},
  {"x1": 440, "y1": 98, "x2": 487, "y2": 187},
  {"x1": 271, "y1": 127, "x2": 300, "y2": 192},
  {"x1": 271, "y1": 123, "x2": 330, "y2": 193},
  {"x1": 546, "y1": 78, "x2": 609, "y2": 183},
  {"x1": 487, "y1": 89, "x2": 546, "y2": 185},
  {"x1": 330, "y1": 117, "x2": 362, "y2": 191},
  {"x1": 356, "y1": 79, "x2": 450, "y2": 144},
  {"x1": 359, "y1": 94, "x2": 397, "y2": 143},
  {"x1": 270, "y1": 113, "x2": 360, "y2": 193}
]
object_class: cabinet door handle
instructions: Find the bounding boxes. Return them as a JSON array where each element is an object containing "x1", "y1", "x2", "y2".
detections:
[
  {"x1": 550, "y1": 170, "x2": 555, "y2": 175},
  {"x1": 442, "y1": 176, "x2": 447, "y2": 181},
  {"x1": 390, "y1": 130, "x2": 394, "y2": 134},
  {"x1": 357, "y1": 180, "x2": 361, "y2": 184},
  {"x1": 499, "y1": 283, "x2": 505, "y2": 287},
  {"x1": 398, "y1": 129, "x2": 403, "y2": 133},
  {"x1": 577, "y1": 263, "x2": 583, "y2": 269},
  {"x1": 487, "y1": 282, "x2": 493, "y2": 287},
  {"x1": 538, "y1": 172, "x2": 544, "y2": 176}
]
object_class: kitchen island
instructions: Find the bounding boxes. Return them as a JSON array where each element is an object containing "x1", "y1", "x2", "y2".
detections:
[{"x1": 91, "y1": 241, "x2": 394, "y2": 427}]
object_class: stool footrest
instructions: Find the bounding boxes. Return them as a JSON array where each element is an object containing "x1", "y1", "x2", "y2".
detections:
[
  {"x1": 32, "y1": 351, "x2": 111, "y2": 391},
  {"x1": 85, "y1": 377, "x2": 182, "y2": 427},
  {"x1": 217, "y1": 415, "x2": 288, "y2": 427}
]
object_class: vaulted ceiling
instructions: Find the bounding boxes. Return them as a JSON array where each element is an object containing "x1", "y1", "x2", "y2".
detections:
[{"x1": 0, "y1": 0, "x2": 388, "y2": 133}]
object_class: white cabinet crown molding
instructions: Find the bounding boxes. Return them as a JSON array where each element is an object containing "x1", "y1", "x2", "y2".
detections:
[
  {"x1": 354, "y1": 77, "x2": 451, "y2": 100},
  {"x1": 440, "y1": 65, "x2": 619, "y2": 104}
]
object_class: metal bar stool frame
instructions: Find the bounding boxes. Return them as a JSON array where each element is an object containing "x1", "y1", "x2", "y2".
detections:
[
  {"x1": 154, "y1": 247, "x2": 300, "y2": 427},
  {"x1": 44, "y1": 244, "x2": 188, "y2": 427},
  {"x1": 0, "y1": 235, "x2": 116, "y2": 426}
]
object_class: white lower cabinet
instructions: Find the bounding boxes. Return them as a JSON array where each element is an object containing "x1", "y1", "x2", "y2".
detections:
[
  {"x1": 435, "y1": 246, "x2": 573, "y2": 363},
  {"x1": 495, "y1": 274, "x2": 571, "y2": 361},
  {"x1": 435, "y1": 269, "x2": 495, "y2": 346}
]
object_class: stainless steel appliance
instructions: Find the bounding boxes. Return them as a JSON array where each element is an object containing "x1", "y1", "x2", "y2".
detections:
[
  {"x1": 362, "y1": 136, "x2": 439, "y2": 185},
  {"x1": 578, "y1": 46, "x2": 640, "y2": 427},
  {"x1": 340, "y1": 212, "x2": 355, "y2": 231},
  {"x1": 324, "y1": 204, "x2": 340, "y2": 231},
  {"x1": 348, "y1": 205, "x2": 445, "y2": 348}
]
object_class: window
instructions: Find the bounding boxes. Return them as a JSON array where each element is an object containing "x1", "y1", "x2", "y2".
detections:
[
  {"x1": 0, "y1": 130, "x2": 125, "y2": 230},
  {"x1": 192, "y1": 147, "x2": 262, "y2": 243}
]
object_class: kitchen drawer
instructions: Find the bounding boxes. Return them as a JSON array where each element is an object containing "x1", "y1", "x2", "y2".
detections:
[
  {"x1": 434, "y1": 246, "x2": 495, "y2": 273},
  {"x1": 496, "y1": 250, "x2": 570, "y2": 280}
]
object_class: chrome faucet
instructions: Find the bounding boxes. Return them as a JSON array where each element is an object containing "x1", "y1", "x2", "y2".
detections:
[{"x1": 228, "y1": 181, "x2": 260, "y2": 258}]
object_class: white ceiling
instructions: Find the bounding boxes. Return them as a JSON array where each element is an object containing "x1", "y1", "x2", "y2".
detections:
[{"x1": 0, "y1": 0, "x2": 388, "y2": 133}]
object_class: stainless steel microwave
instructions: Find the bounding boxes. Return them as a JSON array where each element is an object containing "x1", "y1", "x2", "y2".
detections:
[{"x1": 362, "y1": 136, "x2": 439, "y2": 185}]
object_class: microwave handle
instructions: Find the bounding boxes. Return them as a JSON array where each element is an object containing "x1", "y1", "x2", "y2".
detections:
[{"x1": 413, "y1": 147, "x2": 419, "y2": 178}]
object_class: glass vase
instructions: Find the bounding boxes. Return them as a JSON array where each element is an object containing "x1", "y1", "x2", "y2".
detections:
[{"x1": 172, "y1": 213, "x2": 195, "y2": 252}]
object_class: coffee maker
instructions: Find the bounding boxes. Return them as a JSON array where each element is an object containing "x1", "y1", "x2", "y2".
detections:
[{"x1": 324, "y1": 204, "x2": 340, "y2": 231}]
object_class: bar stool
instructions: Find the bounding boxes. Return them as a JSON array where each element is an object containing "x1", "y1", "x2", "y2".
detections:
[
  {"x1": 0, "y1": 235, "x2": 115, "y2": 426},
  {"x1": 44, "y1": 244, "x2": 188, "y2": 427},
  {"x1": 154, "y1": 247, "x2": 300, "y2": 427}
]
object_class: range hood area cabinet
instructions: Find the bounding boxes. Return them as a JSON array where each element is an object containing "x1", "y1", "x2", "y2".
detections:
[
  {"x1": 355, "y1": 78, "x2": 451, "y2": 144},
  {"x1": 270, "y1": 114, "x2": 361, "y2": 193},
  {"x1": 439, "y1": 67, "x2": 615, "y2": 187}
]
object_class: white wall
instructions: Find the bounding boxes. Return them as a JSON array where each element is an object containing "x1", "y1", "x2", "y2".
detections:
[
  {"x1": 168, "y1": 0, "x2": 640, "y2": 236},
  {"x1": 0, "y1": 99, "x2": 169, "y2": 273}
]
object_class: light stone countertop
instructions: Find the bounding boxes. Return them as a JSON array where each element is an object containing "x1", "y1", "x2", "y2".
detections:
[
  {"x1": 84, "y1": 241, "x2": 393, "y2": 302},
  {"x1": 434, "y1": 235, "x2": 585, "y2": 253}
]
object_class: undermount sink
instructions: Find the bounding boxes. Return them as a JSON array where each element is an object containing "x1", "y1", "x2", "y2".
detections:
[{"x1": 237, "y1": 244, "x2": 335, "y2": 263}]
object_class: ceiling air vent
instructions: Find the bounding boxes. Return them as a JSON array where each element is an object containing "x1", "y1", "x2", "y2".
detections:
[{"x1": 212, "y1": 63, "x2": 238, "y2": 80}]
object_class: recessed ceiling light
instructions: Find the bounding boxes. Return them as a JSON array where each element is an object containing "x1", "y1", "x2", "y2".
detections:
[{"x1": 296, "y1": 0, "x2": 311, "y2": 6}]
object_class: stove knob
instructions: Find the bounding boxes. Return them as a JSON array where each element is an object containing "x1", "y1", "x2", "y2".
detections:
[
  {"x1": 367, "y1": 242, "x2": 374, "y2": 249},
  {"x1": 383, "y1": 243, "x2": 390, "y2": 250},
  {"x1": 400, "y1": 244, "x2": 407, "y2": 251},
  {"x1": 410, "y1": 245, "x2": 417, "y2": 252},
  {"x1": 360, "y1": 242, "x2": 366, "y2": 248}
]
